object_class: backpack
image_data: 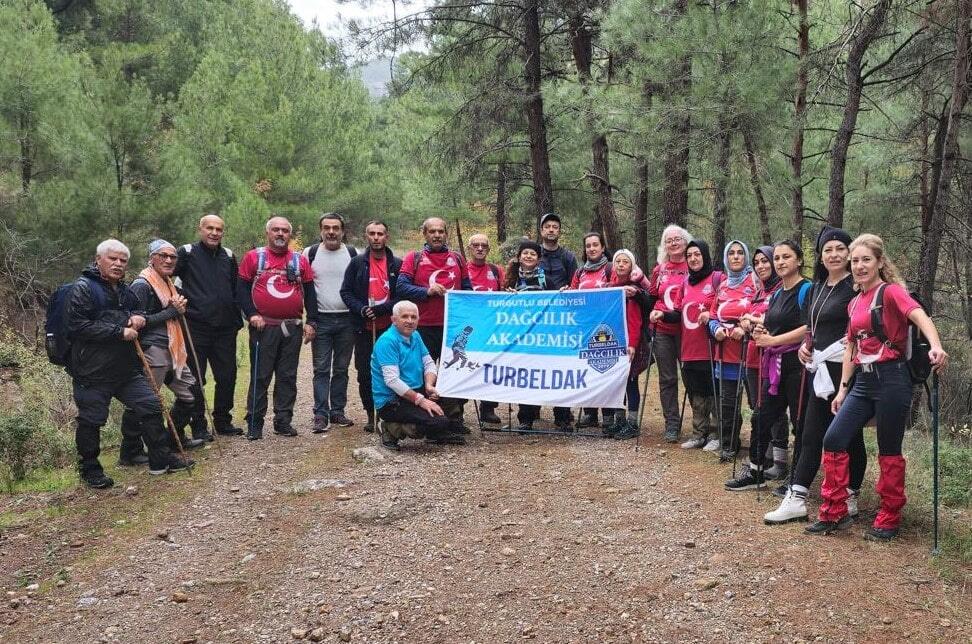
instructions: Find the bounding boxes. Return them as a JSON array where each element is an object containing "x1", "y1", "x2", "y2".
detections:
[
  {"x1": 407, "y1": 249, "x2": 466, "y2": 280},
  {"x1": 869, "y1": 283, "x2": 932, "y2": 385},
  {"x1": 256, "y1": 247, "x2": 301, "y2": 283},
  {"x1": 45, "y1": 277, "x2": 106, "y2": 367},
  {"x1": 769, "y1": 279, "x2": 812, "y2": 308},
  {"x1": 306, "y1": 242, "x2": 356, "y2": 265}
]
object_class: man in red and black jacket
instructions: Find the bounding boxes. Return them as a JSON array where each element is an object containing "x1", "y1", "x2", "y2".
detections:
[
  {"x1": 340, "y1": 220, "x2": 402, "y2": 433},
  {"x1": 465, "y1": 233, "x2": 504, "y2": 424}
]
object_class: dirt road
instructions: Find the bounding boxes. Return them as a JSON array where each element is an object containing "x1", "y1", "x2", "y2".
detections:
[{"x1": 1, "y1": 346, "x2": 968, "y2": 643}]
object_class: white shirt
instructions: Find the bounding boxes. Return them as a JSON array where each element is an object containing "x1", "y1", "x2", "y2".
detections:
[{"x1": 304, "y1": 244, "x2": 352, "y2": 313}]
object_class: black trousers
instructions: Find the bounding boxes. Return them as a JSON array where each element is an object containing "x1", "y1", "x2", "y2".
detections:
[
  {"x1": 354, "y1": 328, "x2": 378, "y2": 417},
  {"x1": 793, "y1": 361, "x2": 867, "y2": 490},
  {"x1": 378, "y1": 389, "x2": 453, "y2": 437},
  {"x1": 749, "y1": 353, "x2": 806, "y2": 465},
  {"x1": 186, "y1": 323, "x2": 239, "y2": 429},
  {"x1": 245, "y1": 323, "x2": 301, "y2": 432},
  {"x1": 73, "y1": 375, "x2": 171, "y2": 474}
]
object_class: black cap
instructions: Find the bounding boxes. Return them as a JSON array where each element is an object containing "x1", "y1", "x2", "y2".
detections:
[
  {"x1": 518, "y1": 239, "x2": 543, "y2": 256},
  {"x1": 539, "y1": 212, "x2": 561, "y2": 227},
  {"x1": 815, "y1": 225, "x2": 852, "y2": 253}
]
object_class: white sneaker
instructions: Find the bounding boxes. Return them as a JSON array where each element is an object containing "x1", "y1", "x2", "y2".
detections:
[
  {"x1": 680, "y1": 437, "x2": 706, "y2": 449},
  {"x1": 702, "y1": 438, "x2": 721, "y2": 451},
  {"x1": 763, "y1": 489, "x2": 808, "y2": 525},
  {"x1": 846, "y1": 490, "x2": 859, "y2": 517}
]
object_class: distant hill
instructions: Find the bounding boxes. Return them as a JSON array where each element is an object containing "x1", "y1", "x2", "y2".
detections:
[{"x1": 355, "y1": 58, "x2": 393, "y2": 98}]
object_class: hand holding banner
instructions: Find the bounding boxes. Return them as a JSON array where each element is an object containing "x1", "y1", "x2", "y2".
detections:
[{"x1": 436, "y1": 289, "x2": 630, "y2": 408}]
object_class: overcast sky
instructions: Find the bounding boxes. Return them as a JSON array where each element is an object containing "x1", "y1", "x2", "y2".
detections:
[{"x1": 287, "y1": 1, "x2": 431, "y2": 38}]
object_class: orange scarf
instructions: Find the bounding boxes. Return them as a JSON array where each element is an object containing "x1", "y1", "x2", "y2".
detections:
[{"x1": 139, "y1": 268, "x2": 188, "y2": 376}]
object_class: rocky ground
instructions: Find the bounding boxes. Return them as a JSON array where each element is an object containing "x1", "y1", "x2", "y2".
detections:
[{"x1": 0, "y1": 346, "x2": 968, "y2": 643}]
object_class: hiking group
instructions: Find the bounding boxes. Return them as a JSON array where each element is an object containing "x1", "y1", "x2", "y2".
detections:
[{"x1": 49, "y1": 210, "x2": 948, "y2": 543}]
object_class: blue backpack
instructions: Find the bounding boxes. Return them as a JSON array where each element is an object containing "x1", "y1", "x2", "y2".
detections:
[{"x1": 45, "y1": 277, "x2": 106, "y2": 367}]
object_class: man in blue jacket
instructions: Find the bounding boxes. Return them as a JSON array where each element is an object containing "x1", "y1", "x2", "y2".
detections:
[{"x1": 340, "y1": 220, "x2": 401, "y2": 432}]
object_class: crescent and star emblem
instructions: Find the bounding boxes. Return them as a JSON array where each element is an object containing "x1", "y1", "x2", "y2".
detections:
[
  {"x1": 663, "y1": 285, "x2": 678, "y2": 310},
  {"x1": 428, "y1": 269, "x2": 456, "y2": 287},
  {"x1": 266, "y1": 274, "x2": 295, "y2": 299},
  {"x1": 368, "y1": 277, "x2": 390, "y2": 304}
]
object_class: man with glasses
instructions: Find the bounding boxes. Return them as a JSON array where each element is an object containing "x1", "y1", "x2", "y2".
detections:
[
  {"x1": 175, "y1": 214, "x2": 244, "y2": 438},
  {"x1": 465, "y1": 234, "x2": 504, "y2": 424},
  {"x1": 127, "y1": 239, "x2": 205, "y2": 453}
]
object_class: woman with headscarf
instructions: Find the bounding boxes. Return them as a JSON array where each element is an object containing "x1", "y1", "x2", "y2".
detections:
[
  {"x1": 647, "y1": 224, "x2": 692, "y2": 443},
  {"x1": 677, "y1": 240, "x2": 723, "y2": 451},
  {"x1": 571, "y1": 232, "x2": 614, "y2": 429},
  {"x1": 603, "y1": 249, "x2": 652, "y2": 440},
  {"x1": 740, "y1": 246, "x2": 787, "y2": 478},
  {"x1": 726, "y1": 240, "x2": 811, "y2": 492},
  {"x1": 765, "y1": 226, "x2": 867, "y2": 524},
  {"x1": 707, "y1": 240, "x2": 760, "y2": 460}
]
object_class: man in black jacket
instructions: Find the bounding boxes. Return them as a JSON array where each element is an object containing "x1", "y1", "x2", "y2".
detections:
[
  {"x1": 175, "y1": 214, "x2": 244, "y2": 437},
  {"x1": 340, "y1": 220, "x2": 401, "y2": 432},
  {"x1": 68, "y1": 239, "x2": 192, "y2": 488}
]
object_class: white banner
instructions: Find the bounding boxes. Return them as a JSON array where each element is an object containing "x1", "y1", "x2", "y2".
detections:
[{"x1": 435, "y1": 289, "x2": 630, "y2": 407}]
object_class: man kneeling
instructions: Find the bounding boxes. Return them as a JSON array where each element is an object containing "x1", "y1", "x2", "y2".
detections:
[{"x1": 370, "y1": 301, "x2": 464, "y2": 450}]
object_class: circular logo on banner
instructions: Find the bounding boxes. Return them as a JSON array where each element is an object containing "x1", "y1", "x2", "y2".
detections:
[{"x1": 578, "y1": 324, "x2": 626, "y2": 374}]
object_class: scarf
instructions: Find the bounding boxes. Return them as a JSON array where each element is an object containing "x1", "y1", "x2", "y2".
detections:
[
  {"x1": 724, "y1": 240, "x2": 753, "y2": 288},
  {"x1": 754, "y1": 245, "x2": 781, "y2": 291},
  {"x1": 687, "y1": 240, "x2": 714, "y2": 286},
  {"x1": 138, "y1": 267, "x2": 188, "y2": 377},
  {"x1": 582, "y1": 255, "x2": 609, "y2": 272}
]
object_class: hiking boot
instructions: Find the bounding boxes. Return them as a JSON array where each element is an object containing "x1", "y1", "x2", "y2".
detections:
[
  {"x1": 602, "y1": 417, "x2": 624, "y2": 438},
  {"x1": 763, "y1": 462, "x2": 788, "y2": 480},
  {"x1": 863, "y1": 525, "x2": 898, "y2": 542},
  {"x1": 724, "y1": 468, "x2": 766, "y2": 492},
  {"x1": 554, "y1": 420, "x2": 575, "y2": 433},
  {"x1": 772, "y1": 484, "x2": 789, "y2": 498},
  {"x1": 149, "y1": 455, "x2": 195, "y2": 475},
  {"x1": 427, "y1": 433, "x2": 466, "y2": 446},
  {"x1": 363, "y1": 419, "x2": 376, "y2": 433},
  {"x1": 215, "y1": 424, "x2": 244, "y2": 436},
  {"x1": 174, "y1": 428, "x2": 204, "y2": 450},
  {"x1": 764, "y1": 489, "x2": 809, "y2": 525},
  {"x1": 702, "y1": 438, "x2": 721, "y2": 452},
  {"x1": 680, "y1": 436, "x2": 707, "y2": 449},
  {"x1": 312, "y1": 416, "x2": 329, "y2": 434},
  {"x1": 246, "y1": 425, "x2": 263, "y2": 441},
  {"x1": 576, "y1": 412, "x2": 598, "y2": 429},
  {"x1": 81, "y1": 471, "x2": 114, "y2": 489},
  {"x1": 664, "y1": 428, "x2": 680, "y2": 443},
  {"x1": 846, "y1": 489, "x2": 860, "y2": 517},
  {"x1": 273, "y1": 425, "x2": 298, "y2": 437},
  {"x1": 329, "y1": 414, "x2": 354, "y2": 427},
  {"x1": 118, "y1": 453, "x2": 149, "y2": 467},
  {"x1": 613, "y1": 420, "x2": 641, "y2": 440},
  {"x1": 515, "y1": 422, "x2": 533, "y2": 434},
  {"x1": 805, "y1": 514, "x2": 853, "y2": 535},
  {"x1": 450, "y1": 422, "x2": 471, "y2": 435},
  {"x1": 480, "y1": 409, "x2": 502, "y2": 425}
]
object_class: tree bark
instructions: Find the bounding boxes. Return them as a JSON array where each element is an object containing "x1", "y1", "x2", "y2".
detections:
[
  {"x1": 713, "y1": 120, "x2": 733, "y2": 266},
  {"x1": 742, "y1": 128, "x2": 771, "y2": 244},
  {"x1": 635, "y1": 156, "x2": 650, "y2": 266},
  {"x1": 496, "y1": 162, "x2": 508, "y2": 243},
  {"x1": 18, "y1": 113, "x2": 32, "y2": 192},
  {"x1": 826, "y1": 0, "x2": 891, "y2": 229},
  {"x1": 522, "y1": 0, "x2": 554, "y2": 230},
  {"x1": 662, "y1": 0, "x2": 691, "y2": 227},
  {"x1": 917, "y1": 0, "x2": 971, "y2": 309},
  {"x1": 569, "y1": 13, "x2": 621, "y2": 249},
  {"x1": 790, "y1": 0, "x2": 809, "y2": 244}
]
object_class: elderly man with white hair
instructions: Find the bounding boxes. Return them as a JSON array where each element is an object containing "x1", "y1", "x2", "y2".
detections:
[
  {"x1": 370, "y1": 301, "x2": 464, "y2": 451},
  {"x1": 66, "y1": 239, "x2": 193, "y2": 488}
]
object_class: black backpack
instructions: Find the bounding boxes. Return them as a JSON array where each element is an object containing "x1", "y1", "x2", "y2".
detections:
[
  {"x1": 869, "y1": 283, "x2": 933, "y2": 385},
  {"x1": 45, "y1": 277, "x2": 106, "y2": 367}
]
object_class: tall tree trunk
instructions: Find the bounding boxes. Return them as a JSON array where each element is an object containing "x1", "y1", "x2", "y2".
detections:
[
  {"x1": 569, "y1": 14, "x2": 621, "y2": 249},
  {"x1": 826, "y1": 0, "x2": 891, "y2": 229},
  {"x1": 925, "y1": 102, "x2": 949, "y2": 236},
  {"x1": 522, "y1": 0, "x2": 554, "y2": 230},
  {"x1": 790, "y1": 0, "x2": 809, "y2": 244},
  {"x1": 496, "y1": 162, "x2": 508, "y2": 243},
  {"x1": 742, "y1": 128, "x2": 771, "y2": 244},
  {"x1": 635, "y1": 156, "x2": 650, "y2": 265},
  {"x1": 918, "y1": 0, "x2": 971, "y2": 309},
  {"x1": 713, "y1": 120, "x2": 732, "y2": 267},
  {"x1": 662, "y1": 0, "x2": 691, "y2": 227},
  {"x1": 965, "y1": 182, "x2": 972, "y2": 339},
  {"x1": 18, "y1": 113, "x2": 32, "y2": 192}
]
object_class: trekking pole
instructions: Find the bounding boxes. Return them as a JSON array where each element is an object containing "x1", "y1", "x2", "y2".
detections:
[
  {"x1": 133, "y1": 339, "x2": 190, "y2": 470},
  {"x1": 635, "y1": 331, "x2": 657, "y2": 453},
  {"x1": 708, "y1": 335, "x2": 723, "y2": 454},
  {"x1": 931, "y1": 372, "x2": 940, "y2": 555},
  {"x1": 370, "y1": 298, "x2": 379, "y2": 437},
  {"x1": 754, "y1": 347, "x2": 764, "y2": 501},
  {"x1": 788, "y1": 366, "x2": 809, "y2": 497},
  {"x1": 678, "y1": 387, "x2": 688, "y2": 435},
  {"x1": 249, "y1": 335, "x2": 261, "y2": 437},
  {"x1": 177, "y1": 315, "x2": 223, "y2": 455},
  {"x1": 729, "y1": 336, "x2": 748, "y2": 475}
]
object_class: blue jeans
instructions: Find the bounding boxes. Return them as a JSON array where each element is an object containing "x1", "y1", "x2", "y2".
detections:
[
  {"x1": 311, "y1": 313, "x2": 355, "y2": 418},
  {"x1": 823, "y1": 360, "x2": 912, "y2": 456}
]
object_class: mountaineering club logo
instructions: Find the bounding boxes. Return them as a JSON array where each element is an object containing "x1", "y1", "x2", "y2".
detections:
[{"x1": 578, "y1": 324, "x2": 626, "y2": 373}]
